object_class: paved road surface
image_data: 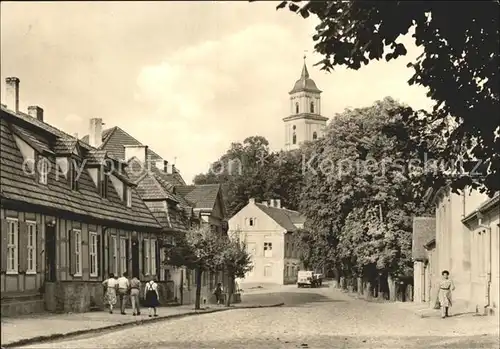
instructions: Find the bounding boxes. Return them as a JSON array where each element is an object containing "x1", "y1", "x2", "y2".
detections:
[{"x1": 19, "y1": 285, "x2": 499, "y2": 348}]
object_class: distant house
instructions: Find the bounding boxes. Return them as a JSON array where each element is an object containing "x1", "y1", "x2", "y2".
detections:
[
  {"x1": 81, "y1": 121, "x2": 229, "y2": 304},
  {"x1": 423, "y1": 185, "x2": 500, "y2": 315},
  {"x1": 0, "y1": 77, "x2": 163, "y2": 316},
  {"x1": 228, "y1": 198, "x2": 306, "y2": 285}
]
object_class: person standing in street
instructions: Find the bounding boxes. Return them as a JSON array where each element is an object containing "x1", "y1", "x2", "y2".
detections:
[
  {"x1": 213, "y1": 282, "x2": 223, "y2": 305},
  {"x1": 102, "y1": 273, "x2": 118, "y2": 314},
  {"x1": 438, "y1": 270, "x2": 455, "y2": 318},
  {"x1": 130, "y1": 274, "x2": 141, "y2": 316},
  {"x1": 117, "y1": 271, "x2": 130, "y2": 315},
  {"x1": 144, "y1": 276, "x2": 160, "y2": 317}
]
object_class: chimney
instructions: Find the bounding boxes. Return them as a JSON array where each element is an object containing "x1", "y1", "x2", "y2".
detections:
[
  {"x1": 249, "y1": 198, "x2": 255, "y2": 204},
  {"x1": 28, "y1": 106, "x2": 44, "y2": 122},
  {"x1": 89, "y1": 118, "x2": 103, "y2": 148},
  {"x1": 124, "y1": 144, "x2": 148, "y2": 163},
  {"x1": 275, "y1": 199, "x2": 281, "y2": 208},
  {"x1": 5, "y1": 77, "x2": 20, "y2": 113},
  {"x1": 163, "y1": 160, "x2": 168, "y2": 173}
]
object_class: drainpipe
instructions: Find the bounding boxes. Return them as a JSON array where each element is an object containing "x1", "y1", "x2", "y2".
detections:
[{"x1": 478, "y1": 215, "x2": 492, "y2": 315}]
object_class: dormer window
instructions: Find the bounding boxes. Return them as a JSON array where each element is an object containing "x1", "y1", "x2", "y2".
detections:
[
  {"x1": 99, "y1": 170, "x2": 108, "y2": 198},
  {"x1": 38, "y1": 156, "x2": 49, "y2": 185},
  {"x1": 69, "y1": 159, "x2": 79, "y2": 191},
  {"x1": 125, "y1": 186, "x2": 132, "y2": 207}
]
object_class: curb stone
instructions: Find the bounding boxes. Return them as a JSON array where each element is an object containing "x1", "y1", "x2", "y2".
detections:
[{"x1": 1, "y1": 302, "x2": 285, "y2": 348}]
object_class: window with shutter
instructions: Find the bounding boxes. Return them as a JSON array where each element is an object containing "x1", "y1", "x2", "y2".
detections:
[
  {"x1": 150, "y1": 239, "x2": 157, "y2": 276},
  {"x1": 18, "y1": 222, "x2": 28, "y2": 273},
  {"x1": 1, "y1": 219, "x2": 9, "y2": 273},
  {"x1": 141, "y1": 239, "x2": 146, "y2": 276},
  {"x1": 143, "y1": 238, "x2": 150, "y2": 276},
  {"x1": 120, "y1": 237, "x2": 127, "y2": 275},
  {"x1": 26, "y1": 221, "x2": 37, "y2": 274},
  {"x1": 74, "y1": 230, "x2": 82, "y2": 276},
  {"x1": 110, "y1": 235, "x2": 117, "y2": 276},
  {"x1": 6, "y1": 218, "x2": 19, "y2": 274},
  {"x1": 96, "y1": 234, "x2": 102, "y2": 277},
  {"x1": 36, "y1": 223, "x2": 43, "y2": 273},
  {"x1": 69, "y1": 230, "x2": 76, "y2": 275},
  {"x1": 89, "y1": 232, "x2": 98, "y2": 277}
]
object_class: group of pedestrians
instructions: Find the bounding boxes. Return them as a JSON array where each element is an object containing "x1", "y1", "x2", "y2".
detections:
[{"x1": 102, "y1": 272, "x2": 160, "y2": 317}]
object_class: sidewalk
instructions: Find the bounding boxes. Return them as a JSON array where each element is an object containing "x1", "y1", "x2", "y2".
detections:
[{"x1": 0, "y1": 294, "x2": 284, "y2": 347}]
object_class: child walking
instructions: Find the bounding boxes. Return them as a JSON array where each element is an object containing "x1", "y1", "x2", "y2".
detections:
[
  {"x1": 144, "y1": 277, "x2": 160, "y2": 317},
  {"x1": 438, "y1": 270, "x2": 455, "y2": 318}
]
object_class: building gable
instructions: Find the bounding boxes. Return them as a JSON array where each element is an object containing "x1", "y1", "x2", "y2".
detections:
[{"x1": 228, "y1": 203, "x2": 287, "y2": 234}]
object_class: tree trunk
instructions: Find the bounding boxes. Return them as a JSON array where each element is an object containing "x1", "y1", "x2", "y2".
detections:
[
  {"x1": 332, "y1": 268, "x2": 340, "y2": 288},
  {"x1": 225, "y1": 273, "x2": 235, "y2": 307},
  {"x1": 388, "y1": 274, "x2": 396, "y2": 302},
  {"x1": 357, "y1": 277, "x2": 363, "y2": 295},
  {"x1": 194, "y1": 267, "x2": 202, "y2": 310},
  {"x1": 364, "y1": 281, "x2": 372, "y2": 301},
  {"x1": 406, "y1": 284, "x2": 413, "y2": 302}
]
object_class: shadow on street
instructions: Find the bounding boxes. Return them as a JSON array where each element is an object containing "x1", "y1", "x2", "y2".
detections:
[
  {"x1": 153, "y1": 334, "x2": 500, "y2": 349},
  {"x1": 243, "y1": 291, "x2": 345, "y2": 308}
]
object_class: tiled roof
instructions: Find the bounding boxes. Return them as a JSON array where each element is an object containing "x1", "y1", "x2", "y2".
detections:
[
  {"x1": 155, "y1": 170, "x2": 186, "y2": 186},
  {"x1": 53, "y1": 138, "x2": 78, "y2": 154},
  {"x1": 254, "y1": 203, "x2": 305, "y2": 232},
  {"x1": 175, "y1": 184, "x2": 221, "y2": 210},
  {"x1": 124, "y1": 158, "x2": 178, "y2": 202},
  {"x1": 122, "y1": 158, "x2": 189, "y2": 232},
  {"x1": 81, "y1": 127, "x2": 162, "y2": 162},
  {"x1": 0, "y1": 108, "x2": 161, "y2": 230},
  {"x1": 10, "y1": 124, "x2": 54, "y2": 155},
  {"x1": 412, "y1": 217, "x2": 436, "y2": 261}
]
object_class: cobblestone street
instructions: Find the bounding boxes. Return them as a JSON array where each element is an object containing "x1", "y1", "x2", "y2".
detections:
[{"x1": 18, "y1": 285, "x2": 500, "y2": 349}]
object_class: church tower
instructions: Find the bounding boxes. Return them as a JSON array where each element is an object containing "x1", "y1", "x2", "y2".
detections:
[{"x1": 283, "y1": 57, "x2": 328, "y2": 150}]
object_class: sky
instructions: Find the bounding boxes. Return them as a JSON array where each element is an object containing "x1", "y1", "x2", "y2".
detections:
[{"x1": 1, "y1": 1, "x2": 434, "y2": 184}]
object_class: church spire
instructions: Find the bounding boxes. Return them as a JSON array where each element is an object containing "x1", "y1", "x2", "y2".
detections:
[
  {"x1": 289, "y1": 53, "x2": 321, "y2": 95},
  {"x1": 301, "y1": 54, "x2": 310, "y2": 79}
]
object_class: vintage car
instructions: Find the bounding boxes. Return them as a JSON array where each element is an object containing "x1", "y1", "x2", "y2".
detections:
[{"x1": 297, "y1": 270, "x2": 320, "y2": 288}]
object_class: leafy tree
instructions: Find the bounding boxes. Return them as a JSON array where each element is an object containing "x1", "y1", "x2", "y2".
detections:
[
  {"x1": 194, "y1": 136, "x2": 306, "y2": 216},
  {"x1": 290, "y1": 228, "x2": 314, "y2": 270},
  {"x1": 276, "y1": 0, "x2": 500, "y2": 196},
  {"x1": 219, "y1": 232, "x2": 253, "y2": 306},
  {"x1": 164, "y1": 226, "x2": 223, "y2": 310},
  {"x1": 298, "y1": 97, "x2": 431, "y2": 284}
]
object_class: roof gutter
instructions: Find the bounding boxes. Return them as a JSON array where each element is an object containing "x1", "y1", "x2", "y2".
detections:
[{"x1": 462, "y1": 194, "x2": 500, "y2": 224}]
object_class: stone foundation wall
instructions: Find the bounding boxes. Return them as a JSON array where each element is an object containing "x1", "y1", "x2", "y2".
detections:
[
  {"x1": 44, "y1": 281, "x2": 104, "y2": 313},
  {"x1": 44, "y1": 281, "x2": 175, "y2": 313}
]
